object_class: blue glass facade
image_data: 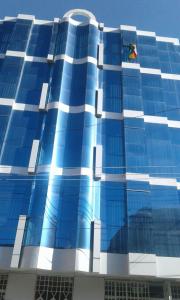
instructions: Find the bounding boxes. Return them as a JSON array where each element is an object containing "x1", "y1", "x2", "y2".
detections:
[{"x1": 0, "y1": 13, "x2": 180, "y2": 260}]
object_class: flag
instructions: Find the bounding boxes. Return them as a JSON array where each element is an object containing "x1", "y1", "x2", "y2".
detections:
[{"x1": 128, "y1": 44, "x2": 137, "y2": 59}]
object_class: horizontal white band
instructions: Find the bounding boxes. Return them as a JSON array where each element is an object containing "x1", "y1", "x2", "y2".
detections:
[
  {"x1": 6, "y1": 50, "x2": 26, "y2": 58},
  {"x1": 1, "y1": 99, "x2": 180, "y2": 128},
  {"x1": 47, "y1": 102, "x2": 95, "y2": 114},
  {"x1": 3, "y1": 49, "x2": 180, "y2": 80},
  {"x1": 54, "y1": 54, "x2": 97, "y2": 65},
  {"x1": 0, "y1": 165, "x2": 179, "y2": 188},
  {"x1": 13, "y1": 103, "x2": 39, "y2": 112}
]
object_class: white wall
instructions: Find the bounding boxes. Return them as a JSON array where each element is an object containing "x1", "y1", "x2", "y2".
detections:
[
  {"x1": 5, "y1": 272, "x2": 36, "y2": 300},
  {"x1": 73, "y1": 276, "x2": 104, "y2": 300}
]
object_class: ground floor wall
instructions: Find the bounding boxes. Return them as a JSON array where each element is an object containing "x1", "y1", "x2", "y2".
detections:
[{"x1": 2, "y1": 271, "x2": 180, "y2": 300}]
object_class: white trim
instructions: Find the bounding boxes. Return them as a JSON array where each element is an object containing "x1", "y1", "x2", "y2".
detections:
[
  {"x1": 2, "y1": 99, "x2": 180, "y2": 129},
  {"x1": 34, "y1": 19, "x2": 53, "y2": 25},
  {"x1": 101, "y1": 173, "x2": 125, "y2": 182},
  {"x1": 25, "y1": 56, "x2": 47, "y2": 63},
  {"x1": 123, "y1": 109, "x2": 143, "y2": 118},
  {"x1": 4, "y1": 16, "x2": 16, "y2": 21},
  {"x1": 103, "y1": 64, "x2": 121, "y2": 71},
  {"x1": 149, "y1": 177, "x2": 177, "y2": 187},
  {"x1": 63, "y1": 9, "x2": 96, "y2": 21},
  {"x1": 2, "y1": 99, "x2": 180, "y2": 128},
  {"x1": 103, "y1": 27, "x2": 119, "y2": 32},
  {"x1": 137, "y1": 30, "x2": 156, "y2": 37},
  {"x1": 61, "y1": 16, "x2": 98, "y2": 28},
  {"x1": 17, "y1": 14, "x2": 34, "y2": 21},
  {"x1": 126, "y1": 173, "x2": 150, "y2": 182},
  {"x1": 6, "y1": 50, "x2": 26, "y2": 58},
  {"x1": 122, "y1": 62, "x2": 140, "y2": 69},
  {"x1": 120, "y1": 25, "x2": 136, "y2": 31},
  {"x1": 50, "y1": 166, "x2": 93, "y2": 177},
  {"x1": 0, "y1": 164, "x2": 180, "y2": 188},
  {"x1": 161, "y1": 73, "x2": 180, "y2": 80},
  {"x1": 0, "y1": 98, "x2": 14, "y2": 106},
  {"x1": 168, "y1": 120, "x2": 180, "y2": 128},
  {"x1": 144, "y1": 115, "x2": 168, "y2": 125},
  {"x1": 3, "y1": 48, "x2": 180, "y2": 81},
  {"x1": 13, "y1": 103, "x2": 39, "y2": 112},
  {"x1": 0, "y1": 165, "x2": 27, "y2": 174},
  {"x1": 140, "y1": 67, "x2": 161, "y2": 75},
  {"x1": 47, "y1": 54, "x2": 54, "y2": 63},
  {"x1": 37, "y1": 164, "x2": 50, "y2": 173},
  {"x1": 54, "y1": 54, "x2": 97, "y2": 65},
  {"x1": 156, "y1": 36, "x2": 180, "y2": 46},
  {"x1": 102, "y1": 111, "x2": 123, "y2": 120}
]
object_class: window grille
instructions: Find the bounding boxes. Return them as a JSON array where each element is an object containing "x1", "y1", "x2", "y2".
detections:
[
  {"x1": 34, "y1": 276, "x2": 73, "y2": 300},
  {"x1": 172, "y1": 285, "x2": 180, "y2": 300},
  {"x1": 0, "y1": 274, "x2": 8, "y2": 300},
  {"x1": 105, "y1": 280, "x2": 164, "y2": 300}
]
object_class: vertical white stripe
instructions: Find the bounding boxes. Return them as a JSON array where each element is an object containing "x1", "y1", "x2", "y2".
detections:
[
  {"x1": 11, "y1": 215, "x2": 26, "y2": 268},
  {"x1": 92, "y1": 220, "x2": 101, "y2": 273},
  {"x1": 96, "y1": 89, "x2": 103, "y2": 118},
  {"x1": 28, "y1": 140, "x2": 40, "y2": 174},
  {"x1": 39, "y1": 83, "x2": 48, "y2": 110},
  {"x1": 98, "y1": 43, "x2": 104, "y2": 68},
  {"x1": 95, "y1": 145, "x2": 102, "y2": 179}
]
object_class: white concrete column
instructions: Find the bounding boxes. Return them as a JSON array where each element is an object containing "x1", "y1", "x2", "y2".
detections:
[
  {"x1": 96, "y1": 89, "x2": 103, "y2": 118},
  {"x1": 10, "y1": 215, "x2": 26, "y2": 268},
  {"x1": 73, "y1": 276, "x2": 104, "y2": 300},
  {"x1": 94, "y1": 145, "x2": 102, "y2": 179},
  {"x1": 28, "y1": 140, "x2": 40, "y2": 174},
  {"x1": 98, "y1": 43, "x2": 104, "y2": 68},
  {"x1": 5, "y1": 272, "x2": 36, "y2": 300},
  {"x1": 39, "y1": 83, "x2": 48, "y2": 110},
  {"x1": 92, "y1": 220, "x2": 101, "y2": 273}
]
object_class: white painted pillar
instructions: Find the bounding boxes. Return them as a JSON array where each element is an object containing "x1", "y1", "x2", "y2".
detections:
[
  {"x1": 39, "y1": 83, "x2": 48, "y2": 110},
  {"x1": 94, "y1": 145, "x2": 102, "y2": 179},
  {"x1": 98, "y1": 43, "x2": 104, "y2": 68},
  {"x1": 10, "y1": 215, "x2": 26, "y2": 268},
  {"x1": 92, "y1": 220, "x2": 101, "y2": 273},
  {"x1": 96, "y1": 89, "x2": 103, "y2": 118},
  {"x1": 28, "y1": 140, "x2": 40, "y2": 174}
]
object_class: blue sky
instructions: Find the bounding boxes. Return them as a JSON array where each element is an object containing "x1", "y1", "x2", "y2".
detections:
[{"x1": 0, "y1": 0, "x2": 179, "y2": 38}]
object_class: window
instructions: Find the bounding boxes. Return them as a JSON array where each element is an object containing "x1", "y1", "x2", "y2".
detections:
[
  {"x1": 0, "y1": 274, "x2": 8, "y2": 300},
  {"x1": 105, "y1": 280, "x2": 164, "y2": 300},
  {"x1": 172, "y1": 285, "x2": 180, "y2": 300},
  {"x1": 34, "y1": 276, "x2": 73, "y2": 300}
]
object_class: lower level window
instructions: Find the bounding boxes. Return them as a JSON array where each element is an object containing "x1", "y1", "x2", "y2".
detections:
[
  {"x1": 0, "y1": 275, "x2": 8, "y2": 300},
  {"x1": 34, "y1": 276, "x2": 73, "y2": 300},
  {"x1": 105, "y1": 280, "x2": 164, "y2": 300},
  {"x1": 172, "y1": 285, "x2": 180, "y2": 300}
]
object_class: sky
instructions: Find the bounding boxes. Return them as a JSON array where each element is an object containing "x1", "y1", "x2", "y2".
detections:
[{"x1": 0, "y1": 0, "x2": 180, "y2": 39}]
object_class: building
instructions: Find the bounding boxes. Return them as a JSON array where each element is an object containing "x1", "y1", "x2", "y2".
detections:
[{"x1": 0, "y1": 7, "x2": 180, "y2": 300}]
